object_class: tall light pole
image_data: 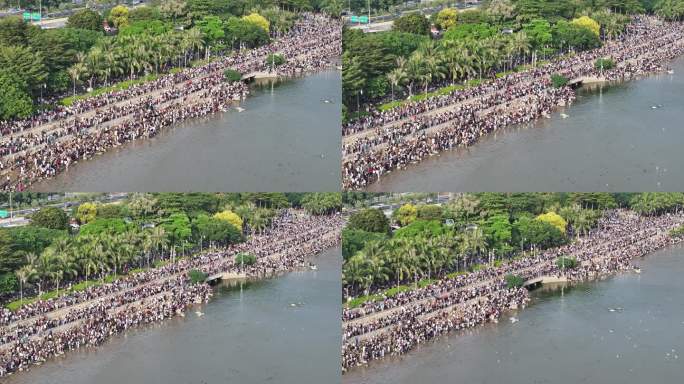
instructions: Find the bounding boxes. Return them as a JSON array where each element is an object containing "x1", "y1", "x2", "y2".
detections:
[{"x1": 368, "y1": 0, "x2": 371, "y2": 25}]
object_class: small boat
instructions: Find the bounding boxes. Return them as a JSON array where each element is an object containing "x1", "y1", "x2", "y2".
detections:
[
  {"x1": 667, "y1": 70, "x2": 674, "y2": 74},
  {"x1": 323, "y1": 99, "x2": 332, "y2": 104},
  {"x1": 509, "y1": 317, "x2": 519, "y2": 323},
  {"x1": 560, "y1": 113, "x2": 569, "y2": 119},
  {"x1": 309, "y1": 264, "x2": 318, "y2": 270},
  {"x1": 235, "y1": 106, "x2": 245, "y2": 112},
  {"x1": 195, "y1": 311, "x2": 204, "y2": 317},
  {"x1": 633, "y1": 267, "x2": 641, "y2": 274}
]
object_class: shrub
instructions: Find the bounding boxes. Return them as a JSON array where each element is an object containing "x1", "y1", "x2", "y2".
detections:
[
  {"x1": 0, "y1": 273, "x2": 18, "y2": 295},
  {"x1": 235, "y1": 253, "x2": 257, "y2": 266},
  {"x1": 30, "y1": 207, "x2": 69, "y2": 230},
  {"x1": 671, "y1": 225, "x2": 684, "y2": 238},
  {"x1": 224, "y1": 69, "x2": 242, "y2": 83},
  {"x1": 188, "y1": 269, "x2": 208, "y2": 284},
  {"x1": 505, "y1": 274, "x2": 525, "y2": 289},
  {"x1": 342, "y1": 228, "x2": 386, "y2": 260},
  {"x1": 556, "y1": 256, "x2": 578, "y2": 269},
  {"x1": 551, "y1": 74, "x2": 569, "y2": 88},
  {"x1": 417, "y1": 205, "x2": 443, "y2": 221},
  {"x1": 595, "y1": 58, "x2": 615, "y2": 71},
  {"x1": 348, "y1": 209, "x2": 390, "y2": 234},
  {"x1": 265, "y1": 54, "x2": 286, "y2": 67}
]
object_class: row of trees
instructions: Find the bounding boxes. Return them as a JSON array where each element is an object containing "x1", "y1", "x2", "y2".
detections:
[
  {"x1": 654, "y1": 0, "x2": 684, "y2": 20},
  {"x1": 0, "y1": 192, "x2": 341, "y2": 301},
  {"x1": 342, "y1": 193, "x2": 624, "y2": 297},
  {"x1": 342, "y1": 0, "x2": 635, "y2": 116},
  {"x1": 1, "y1": 0, "x2": 342, "y2": 120}
]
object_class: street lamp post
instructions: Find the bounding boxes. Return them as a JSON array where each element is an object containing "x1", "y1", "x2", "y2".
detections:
[{"x1": 368, "y1": 0, "x2": 371, "y2": 25}]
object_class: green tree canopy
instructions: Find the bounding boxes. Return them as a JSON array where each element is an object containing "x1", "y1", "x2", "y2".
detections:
[
  {"x1": 67, "y1": 9, "x2": 103, "y2": 31},
  {"x1": 393, "y1": 14, "x2": 431, "y2": 36},
  {"x1": 348, "y1": 208, "x2": 390, "y2": 233},
  {"x1": 30, "y1": 207, "x2": 69, "y2": 230}
]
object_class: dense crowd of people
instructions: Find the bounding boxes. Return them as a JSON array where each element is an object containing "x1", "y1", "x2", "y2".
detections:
[
  {"x1": 341, "y1": 209, "x2": 684, "y2": 370},
  {"x1": 342, "y1": 17, "x2": 684, "y2": 189},
  {"x1": 0, "y1": 14, "x2": 342, "y2": 191},
  {"x1": 0, "y1": 210, "x2": 344, "y2": 377}
]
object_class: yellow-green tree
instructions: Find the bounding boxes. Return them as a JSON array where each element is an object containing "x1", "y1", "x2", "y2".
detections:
[
  {"x1": 572, "y1": 16, "x2": 600, "y2": 37},
  {"x1": 536, "y1": 212, "x2": 567, "y2": 234},
  {"x1": 242, "y1": 13, "x2": 270, "y2": 33},
  {"x1": 394, "y1": 204, "x2": 418, "y2": 227},
  {"x1": 110, "y1": 5, "x2": 130, "y2": 28},
  {"x1": 77, "y1": 202, "x2": 98, "y2": 224},
  {"x1": 435, "y1": 8, "x2": 458, "y2": 30},
  {"x1": 214, "y1": 210, "x2": 243, "y2": 230}
]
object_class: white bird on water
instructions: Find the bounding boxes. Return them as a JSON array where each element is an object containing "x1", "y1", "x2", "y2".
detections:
[{"x1": 195, "y1": 311, "x2": 204, "y2": 317}]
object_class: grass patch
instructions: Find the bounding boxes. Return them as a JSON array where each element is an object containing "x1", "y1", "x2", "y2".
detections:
[
  {"x1": 345, "y1": 279, "x2": 437, "y2": 308},
  {"x1": 377, "y1": 78, "x2": 486, "y2": 112},
  {"x1": 445, "y1": 271, "x2": 467, "y2": 279},
  {"x1": 4, "y1": 265, "x2": 155, "y2": 311},
  {"x1": 417, "y1": 278, "x2": 436, "y2": 288},
  {"x1": 345, "y1": 284, "x2": 412, "y2": 309},
  {"x1": 496, "y1": 70, "x2": 514, "y2": 78},
  {"x1": 670, "y1": 225, "x2": 684, "y2": 238},
  {"x1": 471, "y1": 263, "x2": 488, "y2": 272},
  {"x1": 378, "y1": 84, "x2": 464, "y2": 111},
  {"x1": 60, "y1": 74, "x2": 159, "y2": 106},
  {"x1": 190, "y1": 57, "x2": 217, "y2": 68},
  {"x1": 5, "y1": 279, "x2": 106, "y2": 311},
  {"x1": 154, "y1": 259, "x2": 171, "y2": 268}
]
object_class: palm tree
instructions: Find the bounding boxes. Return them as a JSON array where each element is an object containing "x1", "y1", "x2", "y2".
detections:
[
  {"x1": 405, "y1": 55, "x2": 422, "y2": 97},
  {"x1": 61, "y1": 252, "x2": 80, "y2": 287},
  {"x1": 442, "y1": 40, "x2": 471, "y2": 85},
  {"x1": 67, "y1": 62, "x2": 86, "y2": 96},
  {"x1": 343, "y1": 254, "x2": 369, "y2": 296},
  {"x1": 511, "y1": 32, "x2": 531, "y2": 66},
  {"x1": 185, "y1": 28, "x2": 204, "y2": 64},
  {"x1": 417, "y1": 238, "x2": 437, "y2": 280},
  {"x1": 32, "y1": 252, "x2": 54, "y2": 296},
  {"x1": 463, "y1": 227, "x2": 487, "y2": 268},
  {"x1": 387, "y1": 66, "x2": 407, "y2": 101},
  {"x1": 413, "y1": 41, "x2": 445, "y2": 94},
  {"x1": 387, "y1": 238, "x2": 416, "y2": 286},
  {"x1": 149, "y1": 226, "x2": 168, "y2": 263},
  {"x1": 15, "y1": 265, "x2": 34, "y2": 305}
]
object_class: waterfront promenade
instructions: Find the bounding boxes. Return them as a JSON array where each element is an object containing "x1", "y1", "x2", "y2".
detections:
[
  {"x1": 0, "y1": 14, "x2": 342, "y2": 190},
  {"x1": 0, "y1": 211, "x2": 344, "y2": 377},
  {"x1": 341, "y1": 210, "x2": 684, "y2": 370},
  {"x1": 342, "y1": 17, "x2": 684, "y2": 189}
]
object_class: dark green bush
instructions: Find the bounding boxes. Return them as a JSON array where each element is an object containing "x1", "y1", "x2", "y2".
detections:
[
  {"x1": 265, "y1": 54, "x2": 286, "y2": 67},
  {"x1": 224, "y1": 69, "x2": 243, "y2": 83},
  {"x1": 556, "y1": 256, "x2": 578, "y2": 269},
  {"x1": 235, "y1": 253, "x2": 257, "y2": 266},
  {"x1": 595, "y1": 58, "x2": 615, "y2": 71},
  {"x1": 551, "y1": 73, "x2": 569, "y2": 88},
  {"x1": 188, "y1": 269, "x2": 208, "y2": 284},
  {"x1": 505, "y1": 274, "x2": 525, "y2": 289}
]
